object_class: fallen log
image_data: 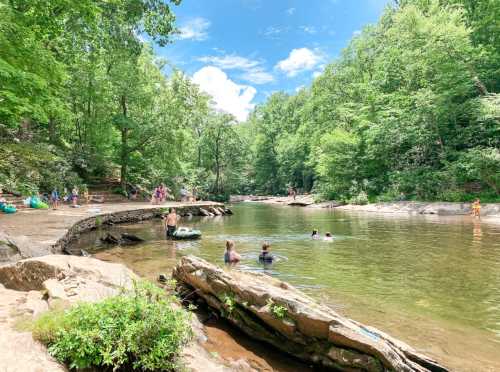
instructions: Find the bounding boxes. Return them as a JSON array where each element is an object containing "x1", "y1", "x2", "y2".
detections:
[{"x1": 173, "y1": 256, "x2": 447, "y2": 372}]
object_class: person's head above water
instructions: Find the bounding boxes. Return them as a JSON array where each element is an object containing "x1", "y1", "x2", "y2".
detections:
[
  {"x1": 226, "y1": 240, "x2": 235, "y2": 252},
  {"x1": 325, "y1": 232, "x2": 332, "y2": 237},
  {"x1": 312, "y1": 229, "x2": 318, "y2": 236},
  {"x1": 262, "y1": 242, "x2": 270, "y2": 251}
]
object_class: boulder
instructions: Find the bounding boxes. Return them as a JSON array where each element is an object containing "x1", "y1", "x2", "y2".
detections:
[
  {"x1": 199, "y1": 208, "x2": 211, "y2": 217},
  {"x1": 0, "y1": 255, "x2": 137, "y2": 304},
  {"x1": 209, "y1": 207, "x2": 222, "y2": 216},
  {"x1": 173, "y1": 256, "x2": 447, "y2": 372},
  {"x1": 0, "y1": 255, "x2": 138, "y2": 372}
]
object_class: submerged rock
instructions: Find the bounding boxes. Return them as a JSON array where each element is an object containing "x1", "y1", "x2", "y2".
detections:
[
  {"x1": 100, "y1": 232, "x2": 144, "y2": 246},
  {"x1": 173, "y1": 255, "x2": 448, "y2": 372}
]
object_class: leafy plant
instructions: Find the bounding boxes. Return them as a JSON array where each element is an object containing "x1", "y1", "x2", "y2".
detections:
[
  {"x1": 32, "y1": 281, "x2": 192, "y2": 371},
  {"x1": 222, "y1": 293, "x2": 236, "y2": 313},
  {"x1": 267, "y1": 299, "x2": 288, "y2": 320}
]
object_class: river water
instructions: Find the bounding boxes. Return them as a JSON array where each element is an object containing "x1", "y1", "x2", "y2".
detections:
[{"x1": 81, "y1": 203, "x2": 500, "y2": 371}]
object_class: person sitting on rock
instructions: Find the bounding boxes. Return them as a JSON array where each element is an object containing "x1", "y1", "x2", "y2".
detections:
[
  {"x1": 324, "y1": 232, "x2": 333, "y2": 241},
  {"x1": 259, "y1": 242, "x2": 274, "y2": 263},
  {"x1": 224, "y1": 240, "x2": 240, "y2": 264}
]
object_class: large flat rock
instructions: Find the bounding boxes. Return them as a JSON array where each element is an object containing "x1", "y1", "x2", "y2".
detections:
[{"x1": 173, "y1": 255, "x2": 448, "y2": 372}]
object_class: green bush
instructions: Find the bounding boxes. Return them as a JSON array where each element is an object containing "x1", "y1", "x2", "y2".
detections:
[{"x1": 32, "y1": 281, "x2": 192, "y2": 371}]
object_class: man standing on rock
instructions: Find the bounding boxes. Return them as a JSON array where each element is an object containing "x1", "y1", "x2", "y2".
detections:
[{"x1": 164, "y1": 208, "x2": 178, "y2": 239}]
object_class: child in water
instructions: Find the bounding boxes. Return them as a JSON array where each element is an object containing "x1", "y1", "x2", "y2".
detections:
[
  {"x1": 259, "y1": 242, "x2": 274, "y2": 262},
  {"x1": 472, "y1": 199, "x2": 481, "y2": 218},
  {"x1": 324, "y1": 232, "x2": 333, "y2": 242},
  {"x1": 224, "y1": 240, "x2": 240, "y2": 264},
  {"x1": 311, "y1": 229, "x2": 320, "y2": 239}
]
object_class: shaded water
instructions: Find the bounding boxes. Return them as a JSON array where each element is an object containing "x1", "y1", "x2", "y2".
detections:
[{"x1": 81, "y1": 203, "x2": 500, "y2": 371}]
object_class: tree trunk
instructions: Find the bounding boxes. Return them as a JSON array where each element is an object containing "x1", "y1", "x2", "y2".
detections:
[
  {"x1": 48, "y1": 117, "x2": 57, "y2": 144},
  {"x1": 120, "y1": 95, "x2": 128, "y2": 191}
]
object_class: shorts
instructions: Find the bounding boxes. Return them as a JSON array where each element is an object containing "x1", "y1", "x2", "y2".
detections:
[{"x1": 166, "y1": 225, "x2": 176, "y2": 239}]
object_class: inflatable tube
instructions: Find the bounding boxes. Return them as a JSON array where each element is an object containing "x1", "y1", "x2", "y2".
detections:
[
  {"x1": 30, "y1": 199, "x2": 49, "y2": 209},
  {"x1": 173, "y1": 227, "x2": 202, "y2": 240},
  {"x1": 2, "y1": 204, "x2": 17, "y2": 214}
]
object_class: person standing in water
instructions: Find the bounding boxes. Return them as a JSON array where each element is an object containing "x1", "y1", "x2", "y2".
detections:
[
  {"x1": 471, "y1": 199, "x2": 481, "y2": 218},
  {"x1": 259, "y1": 242, "x2": 274, "y2": 262},
  {"x1": 164, "y1": 208, "x2": 178, "y2": 239},
  {"x1": 224, "y1": 240, "x2": 241, "y2": 264}
]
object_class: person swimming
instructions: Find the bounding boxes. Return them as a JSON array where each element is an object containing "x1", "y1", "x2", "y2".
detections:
[
  {"x1": 324, "y1": 232, "x2": 333, "y2": 241},
  {"x1": 311, "y1": 229, "x2": 320, "y2": 239},
  {"x1": 259, "y1": 242, "x2": 274, "y2": 262},
  {"x1": 224, "y1": 240, "x2": 241, "y2": 264}
]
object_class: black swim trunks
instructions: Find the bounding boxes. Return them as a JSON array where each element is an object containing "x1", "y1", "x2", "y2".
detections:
[{"x1": 166, "y1": 225, "x2": 176, "y2": 239}]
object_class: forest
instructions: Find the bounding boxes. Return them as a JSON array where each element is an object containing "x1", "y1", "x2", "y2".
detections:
[{"x1": 1, "y1": 0, "x2": 499, "y2": 203}]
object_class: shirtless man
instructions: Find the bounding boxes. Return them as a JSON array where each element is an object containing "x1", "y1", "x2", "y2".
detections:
[{"x1": 164, "y1": 208, "x2": 178, "y2": 239}]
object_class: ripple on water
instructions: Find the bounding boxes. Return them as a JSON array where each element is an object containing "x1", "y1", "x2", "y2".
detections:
[{"x1": 79, "y1": 203, "x2": 500, "y2": 372}]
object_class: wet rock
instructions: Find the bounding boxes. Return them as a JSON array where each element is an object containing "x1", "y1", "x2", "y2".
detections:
[
  {"x1": 173, "y1": 256, "x2": 448, "y2": 372},
  {"x1": 209, "y1": 207, "x2": 222, "y2": 216},
  {"x1": 199, "y1": 208, "x2": 211, "y2": 216},
  {"x1": 100, "y1": 232, "x2": 144, "y2": 246}
]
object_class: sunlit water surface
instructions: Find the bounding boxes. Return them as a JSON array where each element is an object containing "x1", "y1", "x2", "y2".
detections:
[{"x1": 78, "y1": 203, "x2": 500, "y2": 371}]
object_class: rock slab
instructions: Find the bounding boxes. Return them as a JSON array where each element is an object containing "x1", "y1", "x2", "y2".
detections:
[{"x1": 173, "y1": 255, "x2": 448, "y2": 372}]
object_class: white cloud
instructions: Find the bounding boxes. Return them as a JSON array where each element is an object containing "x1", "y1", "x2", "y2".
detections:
[
  {"x1": 198, "y1": 54, "x2": 259, "y2": 70},
  {"x1": 198, "y1": 53, "x2": 274, "y2": 84},
  {"x1": 353, "y1": 29, "x2": 362, "y2": 37},
  {"x1": 276, "y1": 48, "x2": 323, "y2": 77},
  {"x1": 192, "y1": 66, "x2": 256, "y2": 121},
  {"x1": 300, "y1": 26, "x2": 317, "y2": 34},
  {"x1": 178, "y1": 17, "x2": 210, "y2": 41},
  {"x1": 262, "y1": 26, "x2": 288, "y2": 39},
  {"x1": 240, "y1": 69, "x2": 274, "y2": 84},
  {"x1": 312, "y1": 71, "x2": 322, "y2": 78},
  {"x1": 295, "y1": 85, "x2": 305, "y2": 92},
  {"x1": 286, "y1": 7, "x2": 296, "y2": 15}
]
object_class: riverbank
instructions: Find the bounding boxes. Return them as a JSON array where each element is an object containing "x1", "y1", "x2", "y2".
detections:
[
  {"x1": 233, "y1": 195, "x2": 500, "y2": 221},
  {"x1": 0, "y1": 201, "x2": 224, "y2": 264}
]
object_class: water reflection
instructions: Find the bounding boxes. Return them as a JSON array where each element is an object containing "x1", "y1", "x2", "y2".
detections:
[{"x1": 83, "y1": 203, "x2": 500, "y2": 371}]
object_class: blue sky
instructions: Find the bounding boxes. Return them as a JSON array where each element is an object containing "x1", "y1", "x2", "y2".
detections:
[{"x1": 153, "y1": 0, "x2": 391, "y2": 120}]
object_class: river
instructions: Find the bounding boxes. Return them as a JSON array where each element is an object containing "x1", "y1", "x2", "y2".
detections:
[{"x1": 78, "y1": 203, "x2": 500, "y2": 371}]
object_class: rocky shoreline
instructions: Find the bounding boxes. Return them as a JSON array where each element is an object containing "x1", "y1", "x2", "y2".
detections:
[
  {"x1": 231, "y1": 195, "x2": 500, "y2": 220},
  {"x1": 0, "y1": 201, "x2": 226, "y2": 264}
]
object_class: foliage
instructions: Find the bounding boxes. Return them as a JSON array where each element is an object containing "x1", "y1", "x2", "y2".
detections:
[
  {"x1": 266, "y1": 299, "x2": 288, "y2": 320},
  {"x1": 221, "y1": 293, "x2": 236, "y2": 314},
  {"x1": 32, "y1": 281, "x2": 192, "y2": 371},
  {"x1": 0, "y1": 143, "x2": 82, "y2": 194},
  {"x1": 243, "y1": 0, "x2": 499, "y2": 202}
]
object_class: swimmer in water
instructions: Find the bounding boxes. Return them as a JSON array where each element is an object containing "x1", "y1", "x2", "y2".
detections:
[
  {"x1": 259, "y1": 242, "x2": 274, "y2": 262},
  {"x1": 224, "y1": 240, "x2": 241, "y2": 264},
  {"x1": 324, "y1": 232, "x2": 333, "y2": 241},
  {"x1": 311, "y1": 229, "x2": 320, "y2": 239}
]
